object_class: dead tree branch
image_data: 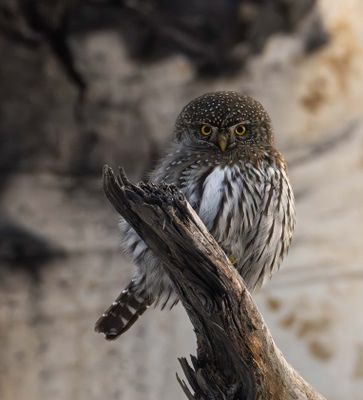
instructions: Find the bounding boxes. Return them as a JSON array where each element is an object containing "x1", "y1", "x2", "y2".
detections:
[{"x1": 102, "y1": 165, "x2": 326, "y2": 400}]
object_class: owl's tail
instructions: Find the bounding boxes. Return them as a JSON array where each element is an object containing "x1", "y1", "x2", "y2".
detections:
[{"x1": 95, "y1": 281, "x2": 152, "y2": 340}]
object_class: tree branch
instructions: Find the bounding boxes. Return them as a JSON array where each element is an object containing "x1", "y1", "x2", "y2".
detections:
[{"x1": 102, "y1": 165, "x2": 326, "y2": 400}]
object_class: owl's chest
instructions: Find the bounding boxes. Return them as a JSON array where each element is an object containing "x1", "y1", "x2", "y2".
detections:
[{"x1": 181, "y1": 165, "x2": 260, "y2": 248}]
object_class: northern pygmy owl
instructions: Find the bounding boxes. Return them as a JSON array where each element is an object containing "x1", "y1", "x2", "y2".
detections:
[{"x1": 95, "y1": 91, "x2": 296, "y2": 340}]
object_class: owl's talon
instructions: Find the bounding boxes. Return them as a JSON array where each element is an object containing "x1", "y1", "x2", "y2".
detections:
[{"x1": 228, "y1": 255, "x2": 237, "y2": 266}]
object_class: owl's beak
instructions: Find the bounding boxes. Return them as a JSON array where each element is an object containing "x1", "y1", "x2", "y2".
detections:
[{"x1": 217, "y1": 134, "x2": 228, "y2": 152}]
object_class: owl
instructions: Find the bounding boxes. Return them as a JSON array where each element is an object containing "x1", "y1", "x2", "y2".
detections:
[{"x1": 95, "y1": 91, "x2": 295, "y2": 340}]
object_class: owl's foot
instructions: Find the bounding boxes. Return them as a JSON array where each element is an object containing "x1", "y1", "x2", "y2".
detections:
[{"x1": 228, "y1": 255, "x2": 237, "y2": 266}]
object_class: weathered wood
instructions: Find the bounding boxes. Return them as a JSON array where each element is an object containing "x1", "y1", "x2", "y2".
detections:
[{"x1": 102, "y1": 165, "x2": 326, "y2": 400}]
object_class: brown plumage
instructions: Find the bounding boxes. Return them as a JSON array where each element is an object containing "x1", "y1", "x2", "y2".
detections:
[{"x1": 95, "y1": 91, "x2": 296, "y2": 340}]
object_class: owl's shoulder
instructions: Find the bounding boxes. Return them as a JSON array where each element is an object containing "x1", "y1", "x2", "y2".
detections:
[{"x1": 149, "y1": 142, "x2": 196, "y2": 184}]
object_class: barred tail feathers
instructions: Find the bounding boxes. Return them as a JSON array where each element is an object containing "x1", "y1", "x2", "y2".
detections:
[{"x1": 95, "y1": 281, "x2": 152, "y2": 340}]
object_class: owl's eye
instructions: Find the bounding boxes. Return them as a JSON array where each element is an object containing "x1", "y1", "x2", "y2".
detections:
[
  {"x1": 234, "y1": 124, "x2": 246, "y2": 136},
  {"x1": 200, "y1": 124, "x2": 212, "y2": 136}
]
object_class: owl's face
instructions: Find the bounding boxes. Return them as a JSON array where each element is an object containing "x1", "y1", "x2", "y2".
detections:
[{"x1": 174, "y1": 92, "x2": 273, "y2": 153}]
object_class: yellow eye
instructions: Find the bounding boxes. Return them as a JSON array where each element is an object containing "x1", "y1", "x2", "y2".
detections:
[
  {"x1": 234, "y1": 124, "x2": 246, "y2": 136},
  {"x1": 200, "y1": 124, "x2": 212, "y2": 136}
]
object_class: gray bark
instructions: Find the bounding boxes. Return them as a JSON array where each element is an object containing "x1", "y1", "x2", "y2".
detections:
[{"x1": 102, "y1": 166, "x2": 326, "y2": 400}]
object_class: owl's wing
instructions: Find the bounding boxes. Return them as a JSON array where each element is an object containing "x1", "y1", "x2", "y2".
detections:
[{"x1": 238, "y1": 165, "x2": 295, "y2": 291}]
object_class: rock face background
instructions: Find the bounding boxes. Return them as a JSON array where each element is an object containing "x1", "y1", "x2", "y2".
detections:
[{"x1": 1, "y1": 0, "x2": 363, "y2": 399}]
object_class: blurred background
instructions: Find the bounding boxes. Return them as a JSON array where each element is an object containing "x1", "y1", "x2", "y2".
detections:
[{"x1": 1, "y1": 0, "x2": 363, "y2": 399}]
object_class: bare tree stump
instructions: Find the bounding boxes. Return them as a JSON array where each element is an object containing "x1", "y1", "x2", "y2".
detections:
[{"x1": 102, "y1": 165, "x2": 326, "y2": 400}]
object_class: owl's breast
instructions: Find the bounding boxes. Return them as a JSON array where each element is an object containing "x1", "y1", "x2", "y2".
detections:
[
  {"x1": 181, "y1": 164, "x2": 261, "y2": 258},
  {"x1": 195, "y1": 166, "x2": 226, "y2": 230}
]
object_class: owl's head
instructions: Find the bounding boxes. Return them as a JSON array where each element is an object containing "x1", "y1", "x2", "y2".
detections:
[{"x1": 174, "y1": 92, "x2": 273, "y2": 153}]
